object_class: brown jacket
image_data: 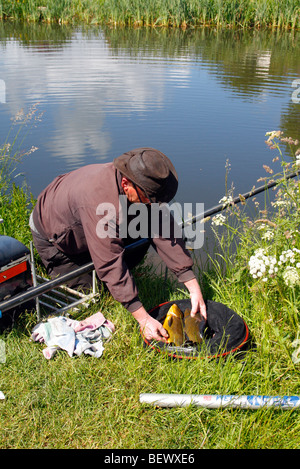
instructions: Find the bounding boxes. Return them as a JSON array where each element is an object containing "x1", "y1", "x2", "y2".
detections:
[{"x1": 32, "y1": 163, "x2": 195, "y2": 312}]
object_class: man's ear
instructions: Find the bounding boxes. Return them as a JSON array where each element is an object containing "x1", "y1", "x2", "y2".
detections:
[
  {"x1": 121, "y1": 177, "x2": 131, "y2": 191},
  {"x1": 121, "y1": 176, "x2": 129, "y2": 189}
]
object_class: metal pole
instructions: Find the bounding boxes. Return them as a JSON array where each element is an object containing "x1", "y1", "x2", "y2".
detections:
[
  {"x1": 0, "y1": 260, "x2": 94, "y2": 313},
  {"x1": 0, "y1": 238, "x2": 150, "y2": 313},
  {"x1": 139, "y1": 393, "x2": 300, "y2": 410}
]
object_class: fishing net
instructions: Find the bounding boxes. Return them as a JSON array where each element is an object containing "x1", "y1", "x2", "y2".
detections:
[{"x1": 142, "y1": 299, "x2": 252, "y2": 360}]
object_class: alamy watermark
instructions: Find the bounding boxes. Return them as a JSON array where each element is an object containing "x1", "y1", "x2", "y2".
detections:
[
  {"x1": 0, "y1": 79, "x2": 6, "y2": 104},
  {"x1": 292, "y1": 79, "x2": 300, "y2": 104},
  {"x1": 96, "y1": 196, "x2": 205, "y2": 249}
]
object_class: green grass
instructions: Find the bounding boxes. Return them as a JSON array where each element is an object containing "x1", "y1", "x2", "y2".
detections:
[
  {"x1": 0, "y1": 0, "x2": 299, "y2": 29},
  {"x1": 1, "y1": 121, "x2": 300, "y2": 448}
]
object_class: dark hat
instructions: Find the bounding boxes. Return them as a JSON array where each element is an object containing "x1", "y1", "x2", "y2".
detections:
[{"x1": 113, "y1": 148, "x2": 178, "y2": 203}]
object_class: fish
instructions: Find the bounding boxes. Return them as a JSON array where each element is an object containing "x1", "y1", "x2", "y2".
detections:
[
  {"x1": 162, "y1": 303, "x2": 184, "y2": 346},
  {"x1": 183, "y1": 308, "x2": 203, "y2": 344}
]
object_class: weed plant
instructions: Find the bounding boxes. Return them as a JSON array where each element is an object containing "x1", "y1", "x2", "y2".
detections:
[
  {"x1": 0, "y1": 106, "x2": 40, "y2": 244},
  {"x1": 0, "y1": 0, "x2": 299, "y2": 30},
  {"x1": 1, "y1": 121, "x2": 300, "y2": 448}
]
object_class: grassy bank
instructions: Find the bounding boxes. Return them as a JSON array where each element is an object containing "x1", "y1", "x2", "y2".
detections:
[
  {"x1": 0, "y1": 0, "x2": 299, "y2": 29},
  {"x1": 1, "y1": 120, "x2": 300, "y2": 448}
]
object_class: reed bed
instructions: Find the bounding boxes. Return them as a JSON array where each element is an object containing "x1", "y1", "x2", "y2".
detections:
[{"x1": 0, "y1": 0, "x2": 299, "y2": 30}]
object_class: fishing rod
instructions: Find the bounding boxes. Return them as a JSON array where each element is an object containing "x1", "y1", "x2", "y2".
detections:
[
  {"x1": 139, "y1": 393, "x2": 300, "y2": 410},
  {"x1": 181, "y1": 169, "x2": 300, "y2": 227},
  {"x1": 0, "y1": 169, "x2": 299, "y2": 314}
]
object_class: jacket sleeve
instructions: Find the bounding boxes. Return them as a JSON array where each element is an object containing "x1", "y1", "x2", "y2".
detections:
[
  {"x1": 78, "y1": 205, "x2": 143, "y2": 313},
  {"x1": 150, "y1": 208, "x2": 196, "y2": 283}
]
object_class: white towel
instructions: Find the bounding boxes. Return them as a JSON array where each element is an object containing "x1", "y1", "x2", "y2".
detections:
[{"x1": 31, "y1": 312, "x2": 115, "y2": 359}]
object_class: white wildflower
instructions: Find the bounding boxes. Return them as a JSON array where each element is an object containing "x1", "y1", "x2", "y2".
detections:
[
  {"x1": 265, "y1": 130, "x2": 282, "y2": 141},
  {"x1": 249, "y1": 248, "x2": 278, "y2": 282},
  {"x1": 282, "y1": 266, "x2": 300, "y2": 287},
  {"x1": 279, "y1": 249, "x2": 300, "y2": 265},
  {"x1": 292, "y1": 337, "x2": 300, "y2": 364},
  {"x1": 211, "y1": 213, "x2": 226, "y2": 226},
  {"x1": 248, "y1": 248, "x2": 277, "y2": 281},
  {"x1": 272, "y1": 200, "x2": 289, "y2": 208},
  {"x1": 261, "y1": 230, "x2": 274, "y2": 240},
  {"x1": 219, "y1": 195, "x2": 234, "y2": 207}
]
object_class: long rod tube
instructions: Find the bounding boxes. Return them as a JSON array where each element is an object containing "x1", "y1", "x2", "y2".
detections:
[
  {"x1": 1, "y1": 170, "x2": 299, "y2": 314},
  {"x1": 139, "y1": 393, "x2": 300, "y2": 410}
]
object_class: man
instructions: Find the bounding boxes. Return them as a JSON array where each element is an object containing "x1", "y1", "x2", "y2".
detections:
[{"x1": 30, "y1": 147, "x2": 206, "y2": 343}]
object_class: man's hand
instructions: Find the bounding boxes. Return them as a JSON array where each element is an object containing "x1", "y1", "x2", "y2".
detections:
[
  {"x1": 131, "y1": 306, "x2": 169, "y2": 343},
  {"x1": 184, "y1": 278, "x2": 207, "y2": 320}
]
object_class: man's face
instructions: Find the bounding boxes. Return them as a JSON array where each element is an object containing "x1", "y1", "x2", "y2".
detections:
[{"x1": 121, "y1": 177, "x2": 151, "y2": 204}]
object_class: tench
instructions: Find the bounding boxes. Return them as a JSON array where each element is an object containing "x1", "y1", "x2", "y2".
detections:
[
  {"x1": 183, "y1": 308, "x2": 203, "y2": 344},
  {"x1": 162, "y1": 304, "x2": 184, "y2": 346}
]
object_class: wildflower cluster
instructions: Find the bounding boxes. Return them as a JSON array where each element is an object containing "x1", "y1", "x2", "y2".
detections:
[
  {"x1": 249, "y1": 247, "x2": 300, "y2": 287},
  {"x1": 246, "y1": 131, "x2": 300, "y2": 288},
  {"x1": 219, "y1": 195, "x2": 234, "y2": 207},
  {"x1": 257, "y1": 223, "x2": 275, "y2": 240},
  {"x1": 249, "y1": 248, "x2": 277, "y2": 282},
  {"x1": 211, "y1": 213, "x2": 226, "y2": 226},
  {"x1": 211, "y1": 131, "x2": 300, "y2": 293}
]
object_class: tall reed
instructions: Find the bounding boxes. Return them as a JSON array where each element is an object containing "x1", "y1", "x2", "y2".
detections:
[{"x1": 0, "y1": 0, "x2": 299, "y2": 29}]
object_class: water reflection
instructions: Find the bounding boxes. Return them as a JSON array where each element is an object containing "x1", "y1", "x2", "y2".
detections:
[{"x1": 0, "y1": 23, "x2": 299, "y2": 206}]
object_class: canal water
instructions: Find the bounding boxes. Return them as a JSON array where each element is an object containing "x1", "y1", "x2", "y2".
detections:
[{"x1": 0, "y1": 22, "x2": 299, "y2": 257}]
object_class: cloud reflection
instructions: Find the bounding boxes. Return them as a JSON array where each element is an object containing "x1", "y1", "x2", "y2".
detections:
[{"x1": 2, "y1": 31, "x2": 191, "y2": 163}]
